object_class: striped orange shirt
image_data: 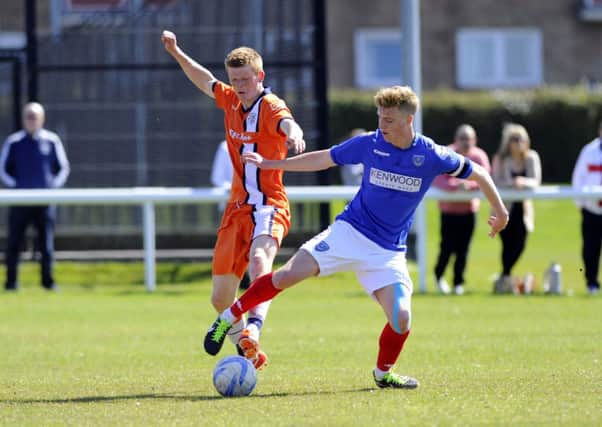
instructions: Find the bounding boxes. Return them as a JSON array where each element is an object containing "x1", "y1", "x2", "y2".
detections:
[{"x1": 213, "y1": 81, "x2": 292, "y2": 209}]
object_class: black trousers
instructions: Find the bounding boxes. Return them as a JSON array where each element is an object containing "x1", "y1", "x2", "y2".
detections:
[
  {"x1": 499, "y1": 202, "x2": 527, "y2": 276},
  {"x1": 581, "y1": 208, "x2": 602, "y2": 288},
  {"x1": 5, "y1": 206, "x2": 56, "y2": 289},
  {"x1": 434, "y1": 212, "x2": 476, "y2": 286}
]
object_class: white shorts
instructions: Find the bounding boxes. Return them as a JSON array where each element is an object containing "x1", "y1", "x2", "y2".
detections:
[{"x1": 300, "y1": 220, "x2": 413, "y2": 295}]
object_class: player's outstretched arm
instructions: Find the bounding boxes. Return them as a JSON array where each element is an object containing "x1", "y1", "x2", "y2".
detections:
[
  {"x1": 242, "y1": 149, "x2": 335, "y2": 172},
  {"x1": 161, "y1": 30, "x2": 216, "y2": 98},
  {"x1": 467, "y1": 163, "x2": 509, "y2": 237},
  {"x1": 279, "y1": 118, "x2": 306, "y2": 154}
]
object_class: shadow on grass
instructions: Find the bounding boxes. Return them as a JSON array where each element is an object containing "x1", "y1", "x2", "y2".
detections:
[{"x1": 1, "y1": 387, "x2": 377, "y2": 404}]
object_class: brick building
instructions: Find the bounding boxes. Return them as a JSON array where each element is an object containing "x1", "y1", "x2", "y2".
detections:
[{"x1": 327, "y1": 0, "x2": 602, "y2": 90}]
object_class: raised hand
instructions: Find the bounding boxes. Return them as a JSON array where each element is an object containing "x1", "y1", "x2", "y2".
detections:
[{"x1": 161, "y1": 30, "x2": 178, "y2": 55}]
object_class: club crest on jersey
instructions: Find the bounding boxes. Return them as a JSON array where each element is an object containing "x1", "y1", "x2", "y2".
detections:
[
  {"x1": 412, "y1": 155, "x2": 425, "y2": 167},
  {"x1": 315, "y1": 240, "x2": 330, "y2": 252}
]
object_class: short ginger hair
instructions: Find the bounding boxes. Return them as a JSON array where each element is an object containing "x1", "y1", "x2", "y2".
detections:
[
  {"x1": 374, "y1": 85, "x2": 419, "y2": 115},
  {"x1": 224, "y1": 46, "x2": 263, "y2": 73}
]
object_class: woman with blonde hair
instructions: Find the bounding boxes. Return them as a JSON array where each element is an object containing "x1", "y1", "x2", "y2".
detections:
[{"x1": 492, "y1": 123, "x2": 542, "y2": 293}]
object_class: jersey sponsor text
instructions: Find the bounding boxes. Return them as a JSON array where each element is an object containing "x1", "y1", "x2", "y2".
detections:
[
  {"x1": 369, "y1": 167, "x2": 422, "y2": 192},
  {"x1": 229, "y1": 128, "x2": 253, "y2": 141}
]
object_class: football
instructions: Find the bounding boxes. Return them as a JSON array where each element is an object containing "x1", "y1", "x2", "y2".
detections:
[{"x1": 212, "y1": 355, "x2": 257, "y2": 397}]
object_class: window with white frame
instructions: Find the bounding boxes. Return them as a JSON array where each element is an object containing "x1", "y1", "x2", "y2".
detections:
[
  {"x1": 456, "y1": 28, "x2": 543, "y2": 89},
  {"x1": 354, "y1": 29, "x2": 402, "y2": 89},
  {"x1": 0, "y1": 32, "x2": 26, "y2": 49},
  {"x1": 580, "y1": 0, "x2": 602, "y2": 21}
]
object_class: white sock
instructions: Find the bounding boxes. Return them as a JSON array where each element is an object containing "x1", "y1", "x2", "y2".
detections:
[
  {"x1": 248, "y1": 300, "x2": 271, "y2": 326},
  {"x1": 245, "y1": 323, "x2": 260, "y2": 341},
  {"x1": 227, "y1": 318, "x2": 245, "y2": 345},
  {"x1": 220, "y1": 308, "x2": 237, "y2": 324},
  {"x1": 374, "y1": 367, "x2": 389, "y2": 380},
  {"x1": 249, "y1": 300, "x2": 271, "y2": 321}
]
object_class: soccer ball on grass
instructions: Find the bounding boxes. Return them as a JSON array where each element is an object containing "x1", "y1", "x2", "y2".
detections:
[{"x1": 212, "y1": 355, "x2": 257, "y2": 397}]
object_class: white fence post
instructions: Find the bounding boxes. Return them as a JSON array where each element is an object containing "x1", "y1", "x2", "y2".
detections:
[
  {"x1": 143, "y1": 201, "x2": 156, "y2": 292},
  {"x1": 416, "y1": 201, "x2": 428, "y2": 293}
]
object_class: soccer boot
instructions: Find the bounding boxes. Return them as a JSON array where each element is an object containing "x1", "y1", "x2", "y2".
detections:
[
  {"x1": 204, "y1": 316, "x2": 233, "y2": 356},
  {"x1": 238, "y1": 329, "x2": 269, "y2": 370},
  {"x1": 373, "y1": 371, "x2": 419, "y2": 389}
]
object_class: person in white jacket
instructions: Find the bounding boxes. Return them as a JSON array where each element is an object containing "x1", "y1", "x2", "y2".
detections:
[
  {"x1": 211, "y1": 140, "x2": 233, "y2": 214},
  {"x1": 571, "y1": 120, "x2": 602, "y2": 295}
]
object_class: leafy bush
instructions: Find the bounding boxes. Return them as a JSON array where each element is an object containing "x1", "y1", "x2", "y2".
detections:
[{"x1": 329, "y1": 87, "x2": 602, "y2": 182}]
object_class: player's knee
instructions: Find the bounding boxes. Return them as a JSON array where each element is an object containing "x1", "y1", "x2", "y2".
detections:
[
  {"x1": 210, "y1": 293, "x2": 232, "y2": 312},
  {"x1": 393, "y1": 309, "x2": 411, "y2": 334}
]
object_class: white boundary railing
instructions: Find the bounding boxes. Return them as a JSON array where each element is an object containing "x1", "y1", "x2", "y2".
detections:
[{"x1": 0, "y1": 185, "x2": 600, "y2": 292}]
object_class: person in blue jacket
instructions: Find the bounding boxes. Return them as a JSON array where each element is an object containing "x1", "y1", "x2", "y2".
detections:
[{"x1": 0, "y1": 102, "x2": 70, "y2": 291}]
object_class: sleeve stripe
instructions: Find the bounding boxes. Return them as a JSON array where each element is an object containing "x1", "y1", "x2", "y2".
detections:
[
  {"x1": 448, "y1": 156, "x2": 465, "y2": 177},
  {"x1": 0, "y1": 139, "x2": 16, "y2": 187}
]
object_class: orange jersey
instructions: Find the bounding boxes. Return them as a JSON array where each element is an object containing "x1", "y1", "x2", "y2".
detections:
[{"x1": 213, "y1": 81, "x2": 293, "y2": 210}]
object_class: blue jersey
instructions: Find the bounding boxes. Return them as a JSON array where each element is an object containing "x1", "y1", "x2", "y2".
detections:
[
  {"x1": 0, "y1": 129, "x2": 70, "y2": 189},
  {"x1": 330, "y1": 130, "x2": 473, "y2": 251}
]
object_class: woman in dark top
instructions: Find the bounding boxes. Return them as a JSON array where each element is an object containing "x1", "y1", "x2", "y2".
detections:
[{"x1": 491, "y1": 123, "x2": 541, "y2": 293}]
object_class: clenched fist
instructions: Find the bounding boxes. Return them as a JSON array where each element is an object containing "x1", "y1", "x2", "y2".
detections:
[{"x1": 161, "y1": 30, "x2": 178, "y2": 55}]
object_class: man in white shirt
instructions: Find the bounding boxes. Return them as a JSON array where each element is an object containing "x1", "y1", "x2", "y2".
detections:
[{"x1": 571, "y1": 120, "x2": 602, "y2": 295}]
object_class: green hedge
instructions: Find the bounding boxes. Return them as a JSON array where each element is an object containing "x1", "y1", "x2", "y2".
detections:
[{"x1": 328, "y1": 87, "x2": 602, "y2": 183}]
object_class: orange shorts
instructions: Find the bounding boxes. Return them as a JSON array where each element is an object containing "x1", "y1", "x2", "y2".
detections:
[{"x1": 212, "y1": 203, "x2": 290, "y2": 278}]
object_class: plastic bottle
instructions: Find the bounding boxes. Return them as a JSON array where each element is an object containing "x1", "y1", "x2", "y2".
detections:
[{"x1": 544, "y1": 262, "x2": 562, "y2": 294}]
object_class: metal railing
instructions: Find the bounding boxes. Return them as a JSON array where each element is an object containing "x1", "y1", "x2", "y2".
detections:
[{"x1": 0, "y1": 185, "x2": 600, "y2": 292}]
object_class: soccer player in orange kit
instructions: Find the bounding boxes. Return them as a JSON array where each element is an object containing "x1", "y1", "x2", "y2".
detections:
[{"x1": 162, "y1": 30, "x2": 306, "y2": 369}]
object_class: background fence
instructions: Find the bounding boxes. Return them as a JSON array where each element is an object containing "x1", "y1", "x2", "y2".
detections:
[
  {"x1": 1, "y1": 185, "x2": 600, "y2": 292},
  {"x1": 0, "y1": 0, "x2": 329, "y2": 247}
]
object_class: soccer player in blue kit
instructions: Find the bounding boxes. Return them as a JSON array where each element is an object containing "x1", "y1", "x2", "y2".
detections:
[{"x1": 204, "y1": 86, "x2": 509, "y2": 388}]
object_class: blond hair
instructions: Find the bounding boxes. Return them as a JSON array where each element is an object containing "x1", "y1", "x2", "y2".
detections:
[
  {"x1": 224, "y1": 47, "x2": 263, "y2": 73},
  {"x1": 374, "y1": 86, "x2": 419, "y2": 115},
  {"x1": 497, "y1": 123, "x2": 531, "y2": 159}
]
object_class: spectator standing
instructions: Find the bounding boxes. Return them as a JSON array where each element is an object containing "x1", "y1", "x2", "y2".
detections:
[
  {"x1": 211, "y1": 139, "x2": 233, "y2": 214},
  {"x1": 491, "y1": 123, "x2": 541, "y2": 293},
  {"x1": 0, "y1": 102, "x2": 70, "y2": 291},
  {"x1": 571, "y1": 119, "x2": 602, "y2": 295},
  {"x1": 432, "y1": 124, "x2": 491, "y2": 295}
]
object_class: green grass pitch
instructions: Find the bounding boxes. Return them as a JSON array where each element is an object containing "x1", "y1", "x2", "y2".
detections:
[{"x1": 0, "y1": 200, "x2": 600, "y2": 425}]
